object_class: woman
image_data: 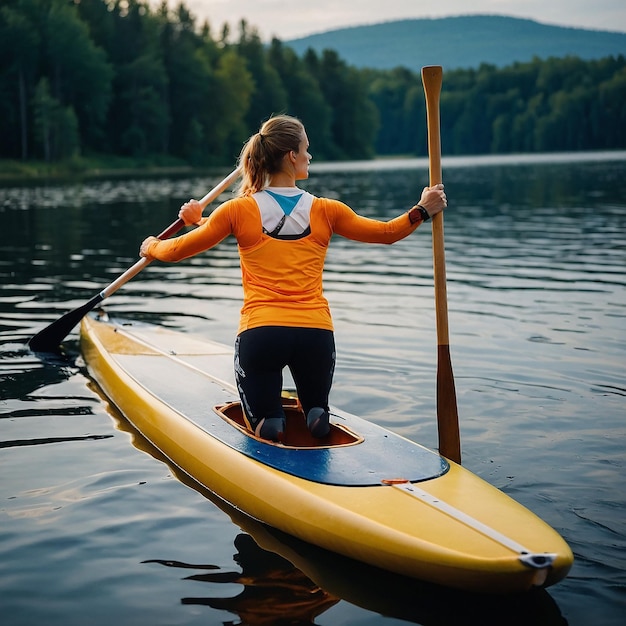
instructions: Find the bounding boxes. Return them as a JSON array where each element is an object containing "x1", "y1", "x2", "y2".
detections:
[{"x1": 140, "y1": 115, "x2": 447, "y2": 442}]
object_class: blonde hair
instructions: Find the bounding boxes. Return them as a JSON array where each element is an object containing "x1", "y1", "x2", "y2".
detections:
[{"x1": 237, "y1": 115, "x2": 305, "y2": 196}]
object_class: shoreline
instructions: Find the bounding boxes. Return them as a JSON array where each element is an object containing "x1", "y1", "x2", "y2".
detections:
[
  {"x1": 0, "y1": 154, "x2": 212, "y2": 184},
  {"x1": 2, "y1": 150, "x2": 625, "y2": 184}
]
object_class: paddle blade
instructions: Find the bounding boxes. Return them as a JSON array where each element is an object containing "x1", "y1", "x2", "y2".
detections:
[
  {"x1": 437, "y1": 345, "x2": 461, "y2": 462},
  {"x1": 28, "y1": 293, "x2": 104, "y2": 352}
]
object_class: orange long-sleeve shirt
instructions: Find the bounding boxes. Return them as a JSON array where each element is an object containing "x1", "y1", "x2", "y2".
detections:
[{"x1": 145, "y1": 195, "x2": 420, "y2": 334}]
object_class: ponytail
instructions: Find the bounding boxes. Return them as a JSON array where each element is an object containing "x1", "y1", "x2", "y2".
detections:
[{"x1": 237, "y1": 115, "x2": 305, "y2": 196}]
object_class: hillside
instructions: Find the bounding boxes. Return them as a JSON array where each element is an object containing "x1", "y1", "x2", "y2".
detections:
[{"x1": 285, "y1": 15, "x2": 626, "y2": 71}]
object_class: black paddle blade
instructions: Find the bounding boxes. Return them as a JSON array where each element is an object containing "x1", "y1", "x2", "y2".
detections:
[{"x1": 28, "y1": 293, "x2": 104, "y2": 353}]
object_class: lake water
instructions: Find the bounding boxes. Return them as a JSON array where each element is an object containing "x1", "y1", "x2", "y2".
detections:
[{"x1": 1, "y1": 152, "x2": 625, "y2": 625}]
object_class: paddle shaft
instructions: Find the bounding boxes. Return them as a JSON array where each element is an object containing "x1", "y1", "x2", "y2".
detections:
[
  {"x1": 28, "y1": 167, "x2": 241, "y2": 352},
  {"x1": 101, "y1": 167, "x2": 241, "y2": 298},
  {"x1": 421, "y1": 66, "x2": 461, "y2": 464}
]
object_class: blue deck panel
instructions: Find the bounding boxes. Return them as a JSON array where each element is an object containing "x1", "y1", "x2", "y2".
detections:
[{"x1": 114, "y1": 341, "x2": 449, "y2": 487}]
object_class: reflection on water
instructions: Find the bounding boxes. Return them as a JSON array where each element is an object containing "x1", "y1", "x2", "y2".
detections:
[
  {"x1": 143, "y1": 532, "x2": 567, "y2": 626},
  {"x1": 145, "y1": 538, "x2": 339, "y2": 626},
  {"x1": 1, "y1": 153, "x2": 625, "y2": 625}
]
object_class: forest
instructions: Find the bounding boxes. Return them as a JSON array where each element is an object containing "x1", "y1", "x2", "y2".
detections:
[{"x1": 1, "y1": 0, "x2": 625, "y2": 168}]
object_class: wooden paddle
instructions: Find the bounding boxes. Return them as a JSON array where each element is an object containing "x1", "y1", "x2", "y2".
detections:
[
  {"x1": 421, "y1": 65, "x2": 462, "y2": 464},
  {"x1": 28, "y1": 167, "x2": 241, "y2": 352}
]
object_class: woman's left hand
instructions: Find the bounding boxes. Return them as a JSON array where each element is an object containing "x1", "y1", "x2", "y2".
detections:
[{"x1": 418, "y1": 183, "x2": 447, "y2": 217}]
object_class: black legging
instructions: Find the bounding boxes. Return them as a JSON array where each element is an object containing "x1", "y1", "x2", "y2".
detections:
[{"x1": 234, "y1": 326, "x2": 336, "y2": 425}]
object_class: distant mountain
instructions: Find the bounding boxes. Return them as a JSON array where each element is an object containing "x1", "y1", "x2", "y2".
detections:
[{"x1": 285, "y1": 15, "x2": 626, "y2": 71}]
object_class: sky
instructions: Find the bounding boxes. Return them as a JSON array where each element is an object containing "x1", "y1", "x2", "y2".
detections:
[{"x1": 170, "y1": 0, "x2": 626, "y2": 40}]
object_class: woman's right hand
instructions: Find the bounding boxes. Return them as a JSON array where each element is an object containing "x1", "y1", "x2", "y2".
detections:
[
  {"x1": 179, "y1": 199, "x2": 203, "y2": 226},
  {"x1": 139, "y1": 236, "x2": 159, "y2": 259}
]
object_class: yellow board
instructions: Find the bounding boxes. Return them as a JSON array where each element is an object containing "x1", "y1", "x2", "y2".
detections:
[{"x1": 80, "y1": 312, "x2": 573, "y2": 593}]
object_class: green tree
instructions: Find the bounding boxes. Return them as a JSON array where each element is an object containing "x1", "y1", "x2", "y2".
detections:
[
  {"x1": 43, "y1": 0, "x2": 113, "y2": 150},
  {"x1": 32, "y1": 77, "x2": 79, "y2": 160},
  {"x1": 267, "y1": 39, "x2": 334, "y2": 159},
  {"x1": 598, "y1": 65, "x2": 626, "y2": 148},
  {"x1": 115, "y1": 52, "x2": 170, "y2": 156},
  {"x1": 0, "y1": 1, "x2": 40, "y2": 159},
  {"x1": 159, "y1": 4, "x2": 217, "y2": 162},
  {"x1": 367, "y1": 67, "x2": 422, "y2": 155},
  {"x1": 308, "y1": 49, "x2": 378, "y2": 159},
  {"x1": 403, "y1": 82, "x2": 428, "y2": 156},
  {"x1": 236, "y1": 20, "x2": 288, "y2": 129},
  {"x1": 95, "y1": 0, "x2": 175, "y2": 158},
  {"x1": 207, "y1": 49, "x2": 254, "y2": 162}
]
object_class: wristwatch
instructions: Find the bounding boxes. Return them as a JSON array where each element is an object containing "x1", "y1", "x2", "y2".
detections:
[
  {"x1": 409, "y1": 205, "x2": 430, "y2": 223},
  {"x1": 417, "y1": 205, "x2": 430, "y2": 221}
]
